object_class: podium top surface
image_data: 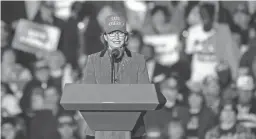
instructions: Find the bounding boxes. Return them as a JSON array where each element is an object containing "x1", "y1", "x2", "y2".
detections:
[{"x1": 60, "y1": 84, "x2": 160, "y2": 111}]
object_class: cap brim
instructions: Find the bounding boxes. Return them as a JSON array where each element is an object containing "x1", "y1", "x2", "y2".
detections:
[{"x1": 106, "y1": 30, "x2": 127, "y2": 34}]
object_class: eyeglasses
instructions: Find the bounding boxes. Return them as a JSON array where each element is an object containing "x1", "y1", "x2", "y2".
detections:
[{"x1": 107, "y1": 31, "x2": 125, "y2": 38}]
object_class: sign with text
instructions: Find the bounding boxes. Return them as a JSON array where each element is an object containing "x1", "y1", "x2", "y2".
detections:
[
  {"x1": 12, "y1": 19, "x2": 61, "y2": 54},
  {"x1": 143, "y1": 34, "x2": 180, "y2": 66}
]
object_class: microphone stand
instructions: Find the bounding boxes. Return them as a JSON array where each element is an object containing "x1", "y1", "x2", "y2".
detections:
[{"x1": 111, "y1": 56, "x2": 115, "y2": 84}]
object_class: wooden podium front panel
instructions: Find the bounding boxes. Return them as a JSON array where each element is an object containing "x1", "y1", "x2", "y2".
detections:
[{"x1": 80, "y1": 112, "x2": 141, "y2": 131}]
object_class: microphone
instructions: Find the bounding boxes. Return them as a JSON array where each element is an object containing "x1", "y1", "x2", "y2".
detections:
[{"x1": 111, "y1": 48, "x2": 121, "y2": 60}]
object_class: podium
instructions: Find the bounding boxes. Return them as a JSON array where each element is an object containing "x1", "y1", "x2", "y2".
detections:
[{"x1": 60, "y1": 84, "x2": 162, "y2": 139}]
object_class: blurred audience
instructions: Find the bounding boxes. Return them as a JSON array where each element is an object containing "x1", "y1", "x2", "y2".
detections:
[
  {"x1": 2, "y1": 1, "x2": 256, "y2": 139},
  {"x1": 56, "y1": 112, "x2": 78, "y2": 139},
  {"x1": 163, "y1": 119, "x2": 185, "y2": 139},
  {"x1": 1, "y1": 82, "x2": 21, "y2": 117},
  {"x1": 1, "y1": 117, "x2": 26, "y2": 139},
  {"x1": 1, "y1": 48, "x2": 32, "y2": 83},
  {"x1": 185, "y1": 90, "x2": 217, "y2": 139},
  {"x1": 205, "y1": 101, "x2": 255, "y2": 139}
]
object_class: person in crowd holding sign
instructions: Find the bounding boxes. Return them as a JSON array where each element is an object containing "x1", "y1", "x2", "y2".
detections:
[
  {"x1": 82, "y1": 14, "x2": 150, "y2": 139},
  {"x1": 185, "y1": 3, "x2": 240, "y2": 83}
]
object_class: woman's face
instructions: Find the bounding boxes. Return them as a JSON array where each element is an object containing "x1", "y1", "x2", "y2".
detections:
[
  {"x1": 220, "y1": 104, "x2": 236, "y2": 124},
  {"x1": 187, "y1": 6, "x2": 201, "y2": 26},
  {"x1": 35, "y1": 68, "x2": 50, "y2": 82},
  {"x1": 105, "y1": 31, "x2": 126, "y2": 50},
  {"x1": 152, "y1": 10, "x2": 166, "y2": 26},
  {"x1": 128, "y1": 36, "x2": 140, "y2": 52},
  {"x1": 188, "y1": 93, "x2": 203, "y2": 109},
  {"x1": 152, "y1": 10, "x2": 168, "y2": 33},
  {"x1": 48, "y1": 54, "x2": 65, "y2": 70},
  {"x1": 161, "y1": 78, "x2": 179, "y2": 102},
  {"x1": 168, "y1": 122, "x2": 184, "y2": 139}
]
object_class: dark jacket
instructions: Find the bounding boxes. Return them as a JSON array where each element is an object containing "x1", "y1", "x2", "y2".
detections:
[
  {"x1": 180, "y1": 106, "x2": 217, "y2": 139},
  {"x1": 29, "y1": 110, "x2": 59, "y2": 139}
]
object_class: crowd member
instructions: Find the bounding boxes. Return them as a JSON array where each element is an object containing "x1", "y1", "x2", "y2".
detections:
[
  {"x1": 141, "y1": 44, "x2": 156, "y2": 82},
  {"x1": 184, "y1": 1, "x2": 201, "y2": 29},
  {"x1": 150, "y1": 5, "x2": 172, "y2": 35},
  {"x1": 19, "y1": 60, "x2": 51, "y2": 114},
  {"x1": 44, "y1": 86, "x2": 65, "y2": 116},
  {"x1": 1, "y1": 82, "x2": 21, "y2": 117},
  {"x1": 1, "y1": 48, "x2": 32, "y2": 84},
  {"x1": 59, "y1": 1, "x2": 81, "y2": 70},
  {"x1": 23, "y1": 86, "x2": 45, "y2": 137},
  {"x1": 185, "y1": 90, "x2": 217, "y2": 139},
  {"x1": 202, "y1": 75, "x2": 222, "y2": 114},
  {"x1": 1, "y1": 20, "x2": 10, "y2": 48},
  {"x1": 251, "y1": 56, "x2": 256, "y2": 81},
  {"x1": 1, "y1": 117, "x2": 26, "y2": 139},
  {"x1": 185, "y1": 3, "x2": 240, "y2": 83},
  {"x1": 163, "y1": 119, "x2": 185, "y2": 139},
  {"x1": 235, "y1": 75, "x2": 256, "y2": 134},
  {"x1": 239, "y1": 12, "x2": 256, "y2": 75},
  {"x1": 205, "y1": 101, "x2": 255, "y2": 139},
  {"x1": 144, "y1": 77, "x2": 186, "y2": 139},
  {"x1": 127, "y1": 30, "x2": 145, "y2": 53},
  {"x1": 215, "y1": 61, "x2": 233, "y2": 90},
  {"x1": 47, "y1": 51, "x2": 73, "y2": 91},
  {"x1": 185, "y1": 3, "x2": 219, "y2": 83},
  {"x1": 56, "y1": 112, "x2": 78, "y2": 139},
  {"x1": 232, "y1": 4, "x2": 251, "y2": 48},
  {"x1": 28, "y1": 86, "x2": 66, "y2": 139}
]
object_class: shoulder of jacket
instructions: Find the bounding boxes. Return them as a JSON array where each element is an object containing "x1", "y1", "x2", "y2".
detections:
[
  {"x1": 87, "y1": 52, "x2": 102, "y2": 60},
  {"x1": 88, "y1": 52, "x2": 101, "y2": 57}
]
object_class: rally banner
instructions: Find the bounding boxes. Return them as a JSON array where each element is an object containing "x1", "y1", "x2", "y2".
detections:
[{"x1": 12, "y1": 19, "x2": 61, "y2": 54}]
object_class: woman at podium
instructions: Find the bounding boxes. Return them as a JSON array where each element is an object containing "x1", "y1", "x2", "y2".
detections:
[{"x1": 82, "y1": 14, "x2": 150, "y2": 139}]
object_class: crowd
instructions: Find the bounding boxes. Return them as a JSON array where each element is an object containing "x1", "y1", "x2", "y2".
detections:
[{"x1": 1, "y1": 1, "x2": 256, "y2": 139}]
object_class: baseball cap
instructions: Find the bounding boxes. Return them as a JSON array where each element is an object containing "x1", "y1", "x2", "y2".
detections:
[{"x1": 104, "y1": 14, "x2": 127, "y2": 34}]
